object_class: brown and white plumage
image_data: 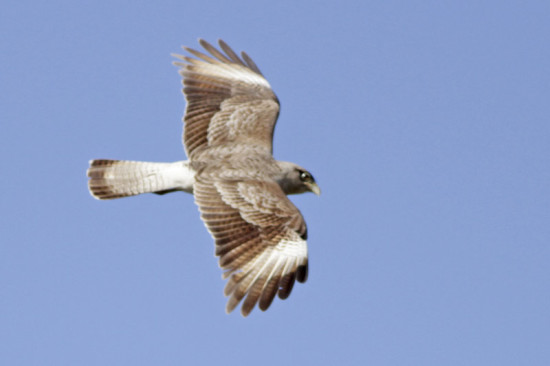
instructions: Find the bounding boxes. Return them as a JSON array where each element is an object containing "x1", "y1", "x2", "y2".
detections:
[
  {"x1": 174, "y1": 39, "x2": 279, "y2": 157},
  {"x1": 194, "y1": 177, "x2": 308, "y2": 316},
  {"x1": 87, "y1": 39, "x2": 319, "y2": 316}
]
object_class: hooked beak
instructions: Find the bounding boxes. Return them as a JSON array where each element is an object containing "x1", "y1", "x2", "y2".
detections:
[{"x1": 306, "y1": 182, "x2": 321, "y2": 196}]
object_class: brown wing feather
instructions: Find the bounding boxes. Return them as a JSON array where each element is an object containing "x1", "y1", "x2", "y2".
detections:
[
  {"x1": 173, "y1": 40, "x2": 279, "y2": 159},
  {"x1": 194, "y1": 176, "x2": 308, "y2": 317}
]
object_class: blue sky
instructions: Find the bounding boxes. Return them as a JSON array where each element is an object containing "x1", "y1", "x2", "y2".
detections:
[{"x1": 1, "y1": 0, "x2": 549, "y2": 365}]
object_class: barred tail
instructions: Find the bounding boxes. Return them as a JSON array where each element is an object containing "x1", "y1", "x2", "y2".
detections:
[{"x1": 87, "y1": 159, "x2": 194, "y2": 200}]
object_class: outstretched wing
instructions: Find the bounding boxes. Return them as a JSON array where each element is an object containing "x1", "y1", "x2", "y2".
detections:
[
  {"x1": 194, "y1": 175, "x2": 308, "y2": 316},
  {"x1": 173, "y1": 39, "x2": 280, "y2": 159}
]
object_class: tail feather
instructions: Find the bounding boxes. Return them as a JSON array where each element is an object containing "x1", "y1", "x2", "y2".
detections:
[{"x1": 87, "y1": 159, "x2": 194, "y2": 200}]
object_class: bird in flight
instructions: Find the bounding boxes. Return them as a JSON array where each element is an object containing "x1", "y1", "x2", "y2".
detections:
[{"x1": 87, "y1": 39, "x2": 320, "y2": 316}]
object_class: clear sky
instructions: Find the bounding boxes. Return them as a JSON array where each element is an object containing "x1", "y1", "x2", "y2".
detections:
[{"x1": 1, "y1": 0, "x2": 549, "y2": 365}]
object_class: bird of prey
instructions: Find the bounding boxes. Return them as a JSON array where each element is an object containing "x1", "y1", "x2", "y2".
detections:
[{"x1": 87, "y1": 39, "x2": 320, "y2": 316}]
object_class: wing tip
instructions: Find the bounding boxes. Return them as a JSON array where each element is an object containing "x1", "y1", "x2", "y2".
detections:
[{"x1": 174, "y1": 38, "x2": 264, "y2": 76}]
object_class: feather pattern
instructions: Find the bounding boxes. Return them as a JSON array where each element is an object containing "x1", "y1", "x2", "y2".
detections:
[
  {"x1": 173, "y1": 39, "x2": 279, "y2": 158},
  {"x1": 194, "y1": 173, "x2": 308, "y2": 316},
  {"x1": 88, "y1": 39, "x2": 317, "y2": 317}
]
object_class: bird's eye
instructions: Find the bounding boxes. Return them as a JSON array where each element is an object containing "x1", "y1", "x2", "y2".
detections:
[{"x1": 299, "y1": 171, "x2": 311, "y2": 182}]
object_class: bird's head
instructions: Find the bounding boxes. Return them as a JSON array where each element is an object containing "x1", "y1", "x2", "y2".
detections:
[{"x1": 276, "y1": 162, "x2": 321, "y2": 196}]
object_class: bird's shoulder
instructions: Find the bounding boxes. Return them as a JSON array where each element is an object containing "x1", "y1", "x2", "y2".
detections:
[{"x1": 191, "y1": 144, "x2": 278, "y2": 176}]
